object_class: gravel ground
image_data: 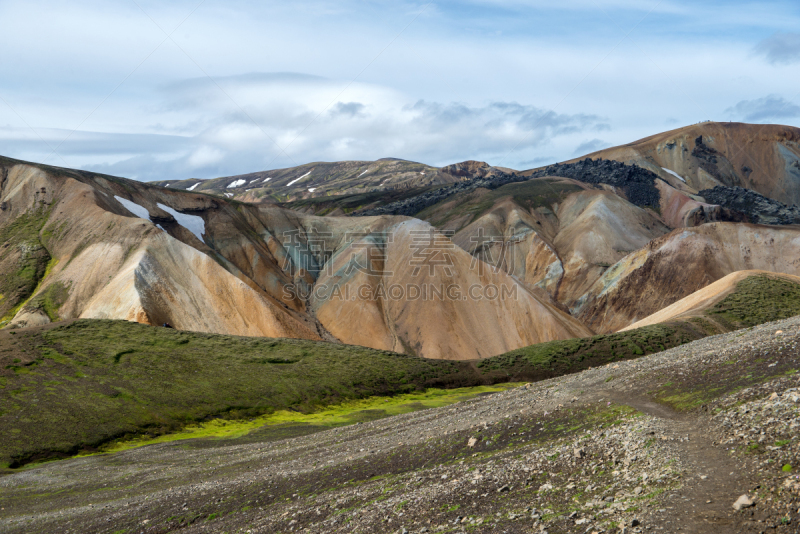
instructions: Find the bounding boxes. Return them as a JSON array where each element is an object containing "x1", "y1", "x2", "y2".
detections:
[{"x1": 1, "y1": 317, "x2": 799, "y2": 534}]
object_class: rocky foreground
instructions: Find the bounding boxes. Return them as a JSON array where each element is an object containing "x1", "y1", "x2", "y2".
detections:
[{"x1": 1, "y1": 318, "x2": 799, "y2": 534}]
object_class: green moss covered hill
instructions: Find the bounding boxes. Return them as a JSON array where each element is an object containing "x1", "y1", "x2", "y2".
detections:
[{"x1": 1, "y1": 274, "x2": 798, "y2": 469}]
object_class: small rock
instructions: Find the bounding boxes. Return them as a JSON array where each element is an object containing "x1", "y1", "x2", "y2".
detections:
[
  {"x1": 498, "y1": 485, "x2": 510, "y2": 493},
  {"x1": 769, "y1": 392, "x2": 779, "y2": 400},
  {"x1": 633, "y1": 486, "x2": 643, "y2": 496},
  {"x1": 468, "y1": 437, "x2": 478, "y2": 448},
  {"x1": 631, "y1": 518, "x2": 640, "y2": 527},
  {"x1": 568, "y1": 511, "x2": 578, "y2": 519},
  {"x1": 574, "y1": 448, "x2": 586, "y2": 459},
  {"x1": 733, "y1": 494, "x2": 755, "y2": 511}
]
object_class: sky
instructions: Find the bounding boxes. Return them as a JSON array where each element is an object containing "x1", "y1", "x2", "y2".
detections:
[{"x1": 2, "y1": 0, "x2": 800, "y2": 182}]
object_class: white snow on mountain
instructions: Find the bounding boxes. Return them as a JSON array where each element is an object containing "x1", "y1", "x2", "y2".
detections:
[
  {"x1": 661, "y1": 167, "x2": 686, "y2": 182},
  {"x1": 157, "y1": 203, "x2": 206, "y2": 243},
  {"x1": 114, "y1": 196, "x2": 150, "y2": 220},
  {"x1": 287, "y1": 171, "x2": 311, "y2": 186}
]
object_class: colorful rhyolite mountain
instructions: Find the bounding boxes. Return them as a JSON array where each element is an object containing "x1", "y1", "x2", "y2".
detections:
[{"x1": 2, "y1": 122, "x2": 799, "y2": 357}]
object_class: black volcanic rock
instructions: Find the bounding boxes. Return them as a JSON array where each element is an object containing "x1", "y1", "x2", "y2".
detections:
[
  {"x1": 536, "y1": 158, "x2": 661, "y2": 208},
  {"x1": 698, "y1": 186, "x2": 800, "y2": 225},
  {"x1": 358, "y1": 158, "x2": 662, "y2": 217}
]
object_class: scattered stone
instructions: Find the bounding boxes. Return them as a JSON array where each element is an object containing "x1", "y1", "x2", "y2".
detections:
[{"x1": 733, "y1": 494, "x2": 755, "y2": 511}]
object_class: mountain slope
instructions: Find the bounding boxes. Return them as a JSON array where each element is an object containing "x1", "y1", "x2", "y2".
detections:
[
  {"x1": 580, "y1": 122, "x2": 800, "y2": 207},
  {"x1": 152, "y1": 159, "x2": 451, "y2": 204},
  {"x1": 621, "y1": 270, "x2": 800, "y2": 331},
  {"x1": 574, "y1": 223, "x2": 800, "y2": 333},
  {"x1": 0, "y1": 156, "x2": 588, "y2": 359}
]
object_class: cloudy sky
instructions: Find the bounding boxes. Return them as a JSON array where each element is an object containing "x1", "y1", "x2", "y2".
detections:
[{"x1": 2, "y1": 0, "x2": 800, "y2": 181}]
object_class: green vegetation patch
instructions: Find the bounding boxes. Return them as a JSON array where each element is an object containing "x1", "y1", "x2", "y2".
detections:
[
  {"x1": 477, "y1": 323, "x2": 704, "y2": 381},
  {"x1": 21, "y1": 271, "x2": 69, "y2": 322},
  {"x1": 92, "y1": 383, "x2": 519, "y2": 455},
  {"x1": 0, "y1": 319, "x2": 484, "y2": 468},
  {"x1": 419, "y1": 178, "x2": 583, "y2": 226},
  {"x1": 707, "y1": 275, "x2": 800, "y2": 328},
  {"x1": 0, "y1": 208, "x2": 54, "y2": 324}
]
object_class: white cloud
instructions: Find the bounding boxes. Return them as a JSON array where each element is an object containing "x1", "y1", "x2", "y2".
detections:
[
  {"x1": 1, "y1": 0, "x2": 800, "y2": 180},
  {"x1": 754, "y1": 32, "x2": 800, "y2": 64},
  {"x1": 187, "y1": 146, "x2": 224, "y2": 168},
  {"x1": 725, "y1": 95, "x2": 800, "y2": 122},
  {"x1": 573, "y1": 139, "x2": 610, "y2": 155}
]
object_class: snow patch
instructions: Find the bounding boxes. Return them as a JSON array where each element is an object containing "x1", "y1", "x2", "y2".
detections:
[
  {"x1": 187, "y1": 182, "x2": 200, "y2": 191},
  {"x1": 308, "y1": 187, "x2": 316, "y2": 192},
  {"x1": 262, "y1": 177, "x2": 271, "y2": 183},
  {"x1": 287, "y1": 171, "x2": 311, "y2": 186},
  {"x1": 157, "y1": 203, "x2": 206, "y2": 243},
  {"x1": 227, "y1": 179, "x2": 247, "y2": 189},
  {"x1": 661, "y1": 167, "x2": 686, "y2": 182},
  {"x1": 420, "y1": 171, "x2": 425, "y2": 175},
  {"x1": 224, "y1": 193, "x2": 233, "y2": 198},
  {"x1": 164, "y1": 183, "x2": 170, "y2": 188},
  {"x1": 358, "y1": 169, "x2": 370, "y2": 177},
  {"x1": 114, "y1": 196, "x2": 150, "y2": 220}
]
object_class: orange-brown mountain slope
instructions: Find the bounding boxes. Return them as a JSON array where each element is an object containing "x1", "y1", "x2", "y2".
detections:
[
  {"x1": 0, "y1": 156, "x2": 588, "y2": 360},
  {"x1": 408, "y1": 161, "x2": 800, "y2": 336}
]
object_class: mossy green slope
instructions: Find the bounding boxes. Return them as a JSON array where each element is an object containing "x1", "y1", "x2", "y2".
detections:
[
  {"x1": 478, "y1": 322, "x2": 707, "y2": 379},
  {"x1": 418, "y1": 178, "x2": 583, "y2": 227},
  {"x1": 2, "y1": 274, "x2": 798, "y2": 469},
  {"x1": 0, "y1": 319, "x2": 705, "y2": 470},
  {"x1": 0, "y1": 209, "x2": 54, "y2": 324},
  {"x1": 707, "y1": 275, "x2": 800, "y2": 329},
  {"x1": 0, "y1": 320, "x2": 478, "y2": 468}
]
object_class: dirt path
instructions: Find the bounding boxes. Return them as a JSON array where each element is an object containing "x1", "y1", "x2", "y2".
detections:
[{"x1": 603, "y1": 389, "x2": 752, "y2": 533}]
